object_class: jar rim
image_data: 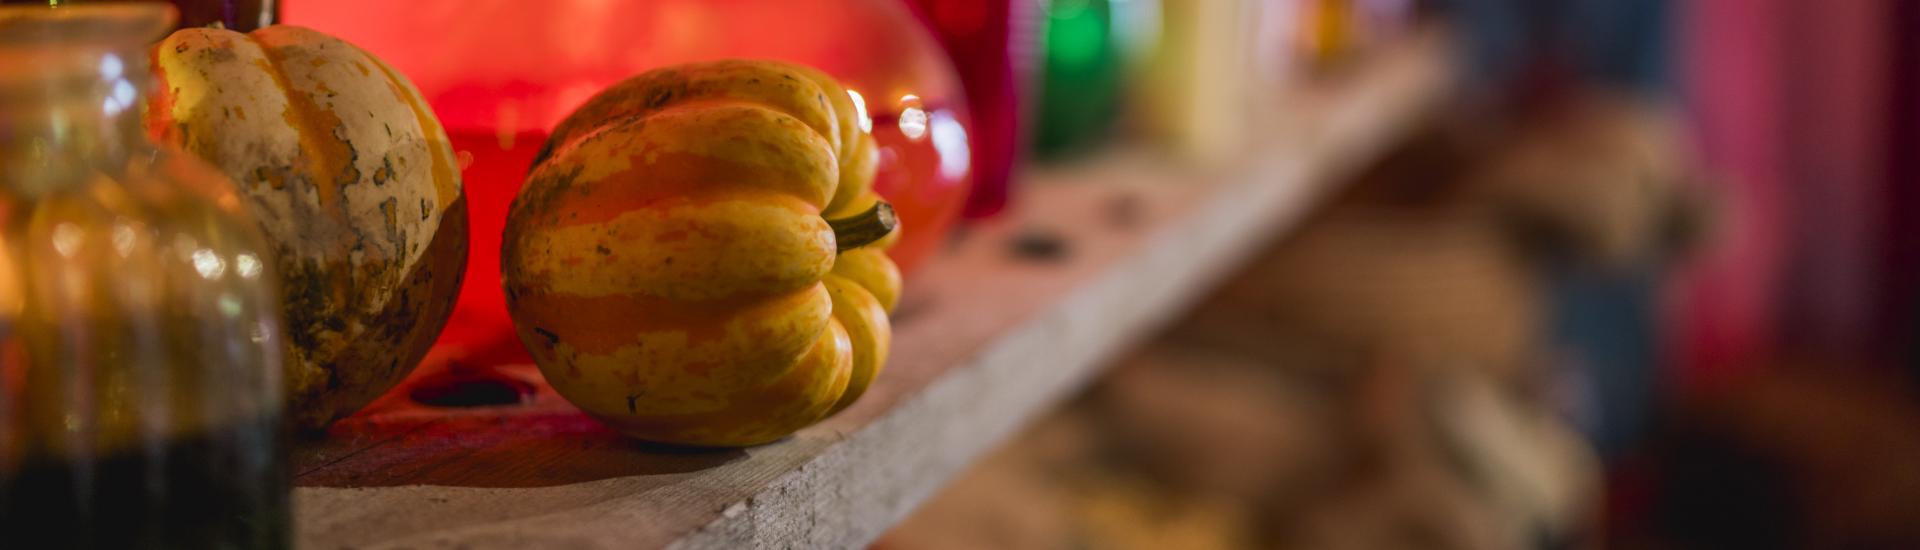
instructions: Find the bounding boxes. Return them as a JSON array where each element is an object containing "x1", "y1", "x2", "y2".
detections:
[
  {"x1": 0, "y1": 4, "x2": 175, "y2": 96},
  {"x1": 0, "y1": 4, "x2": 177, "y2": 49}
]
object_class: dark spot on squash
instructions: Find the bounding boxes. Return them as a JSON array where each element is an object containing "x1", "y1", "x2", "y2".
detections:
[
  {"x1": 175, "y1": 116, "x2": 192, "y2": 145},
  {"x1": 595, "y1": 245, "x2": 613, "y2": 256},
  {"x1": 529, "y1": 138, "x2": 559, "y2": 170},
  {"x1": 250, "y1": 166, "x2": 270, "y2": 188},
  {"x1": 645, "y1": 87, "x2": 676, "y2": 109},
  {"x1": 626, "y1": 392, "x2": 644, "y2": 414},
  {"x1": 372, "y1": 156, "x2": 395, "y2": 186},
  {"x1": 534, "y1": 326, "x2": 560, "y2": 346}
]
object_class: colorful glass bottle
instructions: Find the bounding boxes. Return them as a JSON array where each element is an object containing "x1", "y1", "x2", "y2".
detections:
[
  {"x1": 1032, "y1": 0, "x2": 1123, "y2": 159},
  {"x1": 904, "y1": 0, "x2": 1035, "y2": 218}
]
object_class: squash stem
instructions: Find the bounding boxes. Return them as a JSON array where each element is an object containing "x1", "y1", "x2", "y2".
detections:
[{"x1": 828, "y1": 201, "x2": 897, "y2": 252}]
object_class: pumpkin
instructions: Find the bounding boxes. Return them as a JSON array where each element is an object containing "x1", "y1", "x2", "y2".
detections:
[
  {"x1": 147, "y1": 25, "x2": 468, "y2": 429},
  {"x1": 503, "y1": 60, "x2": 901, "y2": 447}
]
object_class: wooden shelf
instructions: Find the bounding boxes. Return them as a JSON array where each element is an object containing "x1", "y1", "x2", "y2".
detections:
[{"x1": 292, "y1": 32, "x2": 1452, "y2": 549}]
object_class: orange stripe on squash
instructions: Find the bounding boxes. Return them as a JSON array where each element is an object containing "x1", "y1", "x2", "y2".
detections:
[
  {"x1": 509, "y1": 288, "x2": 826, "y2": 354},
  {"x1": 524, "y1": 152, "x2": 825, "y2": 230}
]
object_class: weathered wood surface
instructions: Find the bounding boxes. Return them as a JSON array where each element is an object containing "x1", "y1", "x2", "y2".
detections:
[{"x1": 292, "y1": 32, "x2": 1452, "y2": 550}]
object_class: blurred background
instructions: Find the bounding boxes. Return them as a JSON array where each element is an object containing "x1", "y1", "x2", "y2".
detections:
[
  {"x1": 848, "y1": 0, "x2": 1920, "y2": 548},
  {"x1": 59, "y1": 0, "x2": 1915, "y2": 547}
]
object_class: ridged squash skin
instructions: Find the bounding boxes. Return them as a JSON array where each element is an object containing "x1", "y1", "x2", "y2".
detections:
[
  {"x1": 505, "y1": 60, "x2": 900, "y2": 447},
  {"x1": 147, "y1": 26, "x2": 467, "y2": 429}
]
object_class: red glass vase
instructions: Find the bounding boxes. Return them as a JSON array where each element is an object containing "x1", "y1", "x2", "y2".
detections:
[{"x1": 903, "y1": 0, "x2": 1035, "y2": 218}]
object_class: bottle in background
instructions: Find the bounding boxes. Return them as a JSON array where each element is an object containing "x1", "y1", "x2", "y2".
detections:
[
  {"x1": 904, "y1": 0, "x2": 1038, "y2": 218},
  {"x1": 1133, "y1": 0, "x2": 1261, "y2": 165},
  {"x1": 1031, "y1": 0, "x2": 1124, "y2": 160}
]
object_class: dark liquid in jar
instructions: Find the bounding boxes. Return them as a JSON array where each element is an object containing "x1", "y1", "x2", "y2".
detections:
[{"x1": 0, "y1": 415, "x2": 290, "y2": 549}]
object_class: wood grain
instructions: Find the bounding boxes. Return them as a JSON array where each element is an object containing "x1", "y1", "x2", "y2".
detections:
[{"x1": 291, "y1": 31, "x2": 1452, "y2": 549}]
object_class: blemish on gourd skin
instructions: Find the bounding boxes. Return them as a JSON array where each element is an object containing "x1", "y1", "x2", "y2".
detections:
[
  {"x1": 367, "y1": 54, "x2": 460, "y2": 206},
  {"x1": 645, "y1": 87, "x2": 677, "y2": 109},
  {"x1": 372, "y1": 156, "x2": 396, "y2": 186},
  {"x1": 534, "y1": 326, "x2": 560, "y2": 346},
  {"x1": 380, "y1": 197, "x2": 400, "y2": 241}
]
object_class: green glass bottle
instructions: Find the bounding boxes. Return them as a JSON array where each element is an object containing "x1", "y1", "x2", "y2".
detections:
[{"x1": 1032, "y1": 0, "x2": 1122, "y2": 159}]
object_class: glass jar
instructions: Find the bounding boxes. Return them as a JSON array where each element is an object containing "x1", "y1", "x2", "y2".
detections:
[
  {"x1": 0, "y1": 0, "x2": 278, "y2": 31},
  {"x1": 0, "y1": 5, "x2": 289, "y2": 548}
]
